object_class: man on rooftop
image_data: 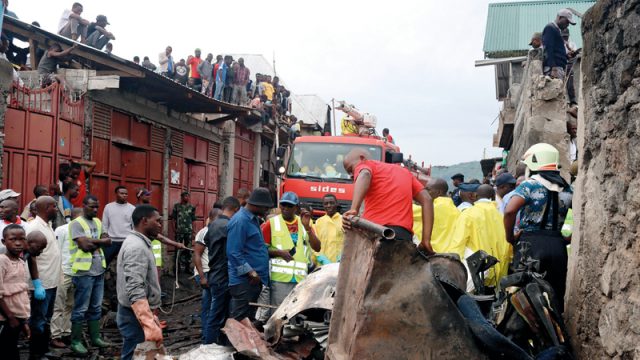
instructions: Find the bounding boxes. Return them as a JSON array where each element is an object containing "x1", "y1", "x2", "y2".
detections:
[
  {"x1": 58, "y1": 2, "x2": 89, "y2": 42},
  {"x1": 542, "y1": 8, "x2": 576, "y2": 80},
  {"x1": 85, "y1": 15, "x2": 115, "y2": 50}
]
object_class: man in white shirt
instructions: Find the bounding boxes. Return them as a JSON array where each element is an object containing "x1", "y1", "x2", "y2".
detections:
[
  {"x1": 158, "y1": 46, "x2": 174, "y2": 77},
  {"x1": 27, "y1": 196, "x2": 62, "y2": 358},
  {"x1": 102, "y1": 186, "x2": 135, "y2": 265},
  {"x1": 50, "y1": 207, "x2": 83, "y2": 348},
  {"x1": 58, "y1": 2, "x2": 89, "y2": 42}
]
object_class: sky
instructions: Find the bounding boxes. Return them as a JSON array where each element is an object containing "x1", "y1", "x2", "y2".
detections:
[{"x1": 8, "y1": 0, "x2": 509, "y2": 166}]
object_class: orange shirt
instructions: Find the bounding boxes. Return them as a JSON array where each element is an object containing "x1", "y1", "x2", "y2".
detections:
[{"x1": 71, "y1": 171, "x2": 86, "y2": 208}]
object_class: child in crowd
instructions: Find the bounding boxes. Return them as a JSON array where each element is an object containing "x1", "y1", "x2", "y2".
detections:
[{"x1": 0, "y1": 224, "x2": 31, "y2": 359}]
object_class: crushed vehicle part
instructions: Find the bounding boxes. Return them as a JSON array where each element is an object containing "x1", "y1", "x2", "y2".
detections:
[
  {"x1": 326, "y1": 226, "x2": 488, "y2": 359},
  {"x1": 222, "y1": 318, "x2": 282, "y2": 360},
  {"x1": 264, "y1": 263, "x2": 339, "y2": 348}
]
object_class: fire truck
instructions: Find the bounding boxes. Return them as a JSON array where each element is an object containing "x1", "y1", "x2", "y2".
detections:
[
  {"x1": 276, "y1": 101, "x2": 430, "y2": 216},
  {"x1": 276, "y1": 135, "x2": 404, "y2": 215}
]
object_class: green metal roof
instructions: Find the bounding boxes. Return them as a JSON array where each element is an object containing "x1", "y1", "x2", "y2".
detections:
[{"x1": 483, "y1": 0, "x2": 595, "y2": 58}]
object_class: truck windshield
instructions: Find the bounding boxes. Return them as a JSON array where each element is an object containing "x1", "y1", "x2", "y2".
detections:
[{"x1": 286, "y1": 143, "x2": 382, "y2": 181}]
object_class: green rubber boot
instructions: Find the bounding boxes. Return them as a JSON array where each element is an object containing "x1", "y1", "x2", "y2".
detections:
[
  {"x1": 88, "y1": 320, "x2": 109, "y2": 348},
  {"x1": 70, "y1": 322, "x2": 88, "y2": 355}
]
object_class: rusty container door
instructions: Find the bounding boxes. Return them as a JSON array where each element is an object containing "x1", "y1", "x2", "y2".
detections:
[
  {"x1": 233, "y1": 125, "x2": 255, "y2": 194},
  {"x1": 2, "y1": 83, "x2": 61, "y2": 211},
  {"x1": 326, "y1": 229, "x2": 487, "y2": 360}
]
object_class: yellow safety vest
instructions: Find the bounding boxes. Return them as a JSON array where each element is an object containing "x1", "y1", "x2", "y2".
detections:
[
  {"x1": 151, "y1": 239, "x2": 162, "y2": 267},
  {"x1": 69, "y1": 217, "x2": 106, "y2": 273},
  {"x1": 269, "y1": 215, "x2": 311, "y2": 283}
]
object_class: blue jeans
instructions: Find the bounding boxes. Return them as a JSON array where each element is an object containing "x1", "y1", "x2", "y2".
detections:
[
  {"x1": 30, "y1": 287, "x2": 57, "y2": 333},
  {"x1": 117, "y1": 304, "x2": 144, "y2": 360},
  {"x1": 104, "y1": 241, "x2": 123, "y2": 265},
  {"x1": 214, "y1": 80, "x2": 224, "y2": 100},
  {"x1": 194, "y1": 274, "x2": 212, "y2": 342},
  {"x1": 71, "y1": 274, "x2": 104, "y2": 322},
  {"x1": 203, "y1": 282, "x2": 230, "y2": 344}
]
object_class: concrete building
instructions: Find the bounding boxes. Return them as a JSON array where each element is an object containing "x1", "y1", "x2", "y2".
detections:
[{"x1": 478, "y1": 0, "x2": 594, "y2": 178}]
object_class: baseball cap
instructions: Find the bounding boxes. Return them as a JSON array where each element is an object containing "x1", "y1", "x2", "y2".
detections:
[
  {"x1": 96, "y1": 15, "x2": 110, "y2": 25},
  {"x1": 136, "y1": 188, "x2": 152, "y2": 198},
  {"x1": 0, "y1": 189, "x2": 21, "y2": 202},
  {"x1": 279, "y1": 192, "x2": 299, "y2": 206},
  {"x1": 529, "y1": 32, "x2": 542, "y2": 45},
  {"x1": 458, "y1": 183, "x2": 480, "y2": 192},
  {"x1": 557, "y1": 9, "x2": 576, "y2": 25},
  {"x1": 495, "y1": 173, "x2": 517, "y2": 187}
]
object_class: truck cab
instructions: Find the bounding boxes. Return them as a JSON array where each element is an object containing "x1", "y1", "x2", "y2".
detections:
[{"x1": 278, "y1": 135, "x2": 402, "y2": 216}]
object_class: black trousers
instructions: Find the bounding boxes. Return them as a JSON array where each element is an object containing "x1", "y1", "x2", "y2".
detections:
[
  {"x1": 513, "y1": 230, "x2": 568, "y2": 310},
  {"x1": 228, "y1": 282, "x2": 262, "y2": 321},
  {"x1": 0, "y1": 319, "x2": 26, "y2": 360},
  {"x1": 386, "y1": 226, "x2": 413, "y2": 241}
]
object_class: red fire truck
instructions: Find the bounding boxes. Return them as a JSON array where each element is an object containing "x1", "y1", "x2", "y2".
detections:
[{"x1": 277, "y1": 135, "x2": 407, "y2": 215}]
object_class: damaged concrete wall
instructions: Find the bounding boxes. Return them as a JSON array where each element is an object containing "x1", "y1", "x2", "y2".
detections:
[
  {"x1": 506, "y1": 52, "x2": 573, "y2": 179},
  {"x1": 565, "y1": 1, "x2": 640, "y2": 358}
]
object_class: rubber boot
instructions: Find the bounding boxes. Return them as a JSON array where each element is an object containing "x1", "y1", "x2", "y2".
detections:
[
  {"x1": 70, "y1": 322, "x2": 88, "y2": 355},
  {"x1": 88, "y1": 320, "x2": 109, "y2": 348}
]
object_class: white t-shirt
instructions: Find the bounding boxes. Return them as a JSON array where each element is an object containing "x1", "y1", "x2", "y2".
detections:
[
  {"x1": 55, "y1": 223, "x2": 73, "y2": 276},
  {"x1": 194, "y1": 227, "x2": 209, "y2": 276},
  {"x1": 27, "y1": 216, "x2": 61, "y2": 289},
  {"x1": 58, "y1": 9, "x2": 72, "y2": 32}
]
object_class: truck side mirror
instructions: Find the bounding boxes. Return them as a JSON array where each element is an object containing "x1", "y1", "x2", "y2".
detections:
[
  {"x1": 276, "y1": 146, "x2": 286, "y2": 158},
  {"x1": 386, "y1": 152, "x2": 403, "y2": 164},
  {"x1": 276, "y1": 159, "x2": 285, "y2": 175}
]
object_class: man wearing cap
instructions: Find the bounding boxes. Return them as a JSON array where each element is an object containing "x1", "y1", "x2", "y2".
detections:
[
  {"x1": 187, "y1": 49, "x2": 203, "y2": 91},
  {"x1": 226, "y1": 188, "x2": 273, "y2": 321},
  {"x1": 457, "y1": 183, "x2": 479, "y2": 212},
  {"x1": 542, "y1": 8, "x2": 576, "y2": 80},
  {"x1": 529, "y1": 32, "x2": 542, "y2": 50},
  {"x1": 261, "y1": 192, "x2": 321, "y2": 312},
  {"x1": 172, "y1": 192, "x2": 196, "y2": 272},
  {"x1": 496, "y1": 173, "x2": 517, "y2": 214},
  {"x1": 86, "y1": 15, "x2": 115, "y2": 50},
  {"x1": 450, "y1": 174, "x2": 464, "y2": 207},
  {"x1": 0, "y1": 198, "x2": 29, "y2": 252}
]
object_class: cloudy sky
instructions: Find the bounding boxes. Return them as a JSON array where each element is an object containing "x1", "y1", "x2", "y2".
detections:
[{"x1": 9, "y1": 0, "x2": 508, "y2": 166}]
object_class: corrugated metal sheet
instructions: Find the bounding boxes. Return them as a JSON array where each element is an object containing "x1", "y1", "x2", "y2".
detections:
[{"x1": 483, "y1": 0, "x2": 595, "y2": 57}]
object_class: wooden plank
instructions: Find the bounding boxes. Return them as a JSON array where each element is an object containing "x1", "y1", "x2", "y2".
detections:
[{"x1": 28, "y1": 39, "x2": 37, "y2": 70}]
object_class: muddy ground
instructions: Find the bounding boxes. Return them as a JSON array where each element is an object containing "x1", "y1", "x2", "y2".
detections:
[{"x1": 19, "y1": 269, "x2": 204, "y2": 359}]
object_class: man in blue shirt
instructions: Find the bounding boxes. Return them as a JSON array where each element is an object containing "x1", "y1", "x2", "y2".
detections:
[
  {"x1": 227, "y1": 188, "x2": 272, "y2": 321},
  {"x1": 542, "y1": 8, "x2": 576, "y2": 80}
]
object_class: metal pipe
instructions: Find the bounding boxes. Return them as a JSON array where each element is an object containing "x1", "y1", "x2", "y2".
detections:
[{"x1": 349, "y1": 216, "x2": 396, "y2": 240}]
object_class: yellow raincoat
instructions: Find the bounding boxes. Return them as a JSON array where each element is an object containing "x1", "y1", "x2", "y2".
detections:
[
  {"x1": 312, "y1": 212, "x2": 345, "y2": 265},
  {"x1": 413, "y1": 198, "x2": 460, "y2": 253},
  {"x1": 446, "y1": 200, "x2": 512, "y2": 286}
]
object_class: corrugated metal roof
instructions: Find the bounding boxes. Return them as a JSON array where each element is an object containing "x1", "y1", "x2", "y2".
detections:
[{"x1": 483, "y1": 0, "x2": 595, "y2": 58}]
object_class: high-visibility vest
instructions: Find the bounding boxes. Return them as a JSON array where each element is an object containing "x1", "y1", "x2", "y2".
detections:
[
  {"x1": 151, "y1": 239, "x2": 162, "y2": 267},
  {"x1": 561, "y1": 208, "x2": 573, "y2": 238},
  {"x1": 69, "y1": 217, "x2": 106, "y2": 273},
  {"x1": 269, "y1": 215, "x2": 310, "y2": 283}
]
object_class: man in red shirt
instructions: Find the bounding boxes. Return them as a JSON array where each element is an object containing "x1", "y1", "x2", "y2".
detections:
[
  {"x1": 187, "y1": 49, "x2": 203, "y2": 91},
  {"x1": 342, "y1": 149, "x2": 434, "y2": 254},
  {"x1": 69, "y1": 160, "x2": 96, "y2": 208}
]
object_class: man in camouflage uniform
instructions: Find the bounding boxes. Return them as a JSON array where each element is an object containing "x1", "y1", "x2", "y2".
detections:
[{"x1": 172, "y1": 191, "x2": 196, "y2": 271}]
